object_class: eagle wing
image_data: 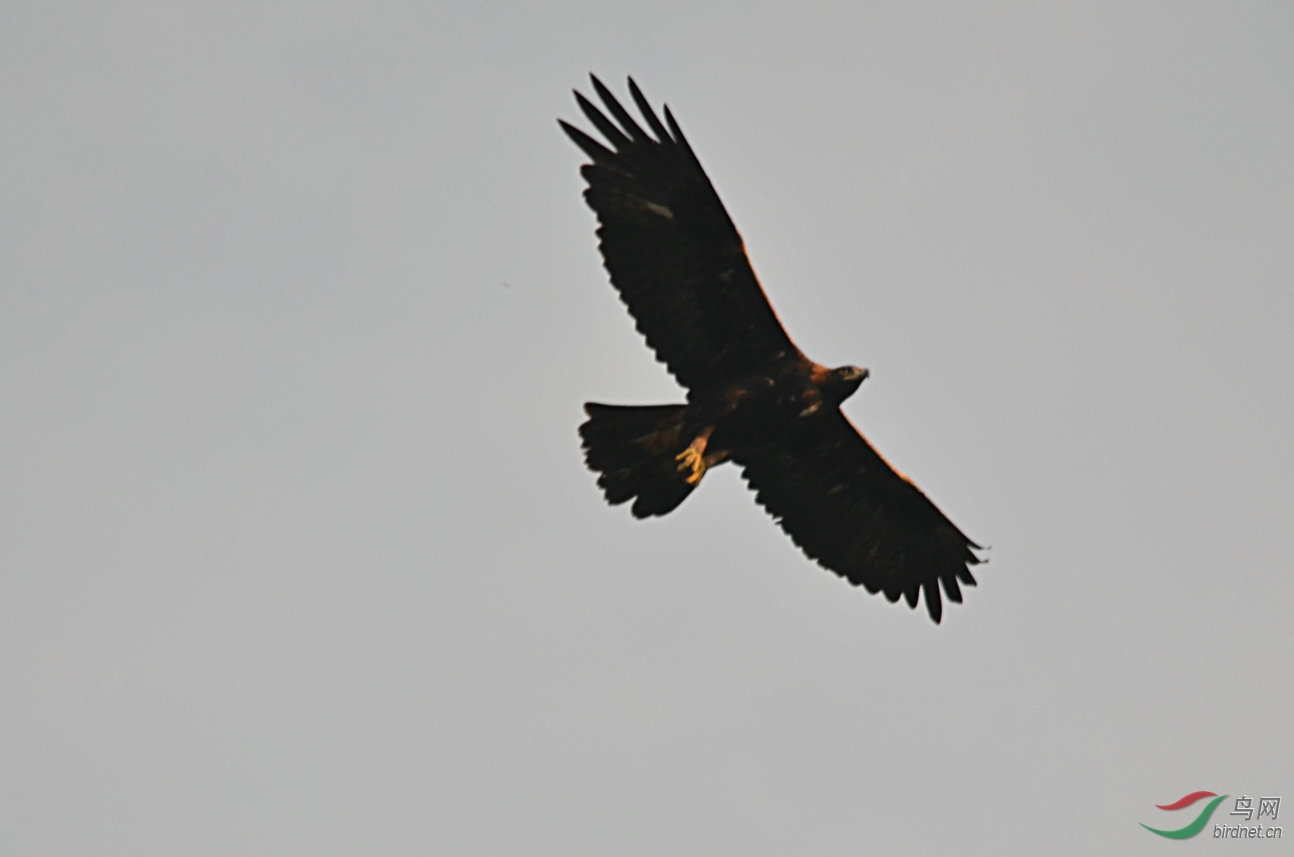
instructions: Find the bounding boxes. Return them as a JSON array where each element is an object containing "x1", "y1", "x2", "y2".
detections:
[
  {"x1": 560, "y1": 76, "x2": 802, "y2": 391},
  {"x1": 736, "y1": 411, "x2": 982, "y2": 623}
]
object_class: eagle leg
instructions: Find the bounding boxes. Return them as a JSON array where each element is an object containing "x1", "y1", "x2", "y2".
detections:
[{"x1": 674, "y1": 425, "x2": 715, "y2": 485}]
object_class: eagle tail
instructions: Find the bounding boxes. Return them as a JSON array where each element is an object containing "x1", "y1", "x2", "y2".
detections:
[{"x1": 579, "y1": 402, "x2": 697, "y2": 518}]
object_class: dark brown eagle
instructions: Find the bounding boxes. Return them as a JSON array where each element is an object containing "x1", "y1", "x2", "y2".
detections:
[{"x1": 561, "y1": 76, "x2": 982, "y2": 623}]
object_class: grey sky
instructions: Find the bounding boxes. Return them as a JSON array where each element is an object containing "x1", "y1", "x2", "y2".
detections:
[{"x1": 3, "y1": 2, "x2": 1292, "y2": 854}]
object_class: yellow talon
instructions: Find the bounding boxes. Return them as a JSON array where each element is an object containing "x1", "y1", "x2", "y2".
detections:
[{"x1": 675, "y1": 446, "x2": 706, "y2": 485}]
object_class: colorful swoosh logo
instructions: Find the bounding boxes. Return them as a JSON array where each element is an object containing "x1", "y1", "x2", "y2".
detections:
[
  {"x1": 1156, "y1": 791, "x2": 1217, "y2": 810},
  {"x1": 1140, "y1": 792, "x2": 1228, "y2": 839}
]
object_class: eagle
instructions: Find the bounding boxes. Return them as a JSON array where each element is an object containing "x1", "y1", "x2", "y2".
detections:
[{"x1": 561, "y1": 76, "x2": 982, "y2": 623}]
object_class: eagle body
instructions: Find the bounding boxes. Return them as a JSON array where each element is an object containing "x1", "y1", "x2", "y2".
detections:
[
  {"x1": 686, "y1": 360, "x2": 869, "y2": 464},
  {"x1": 562, "y1": 76, "x2": 983, "y2": 623}
]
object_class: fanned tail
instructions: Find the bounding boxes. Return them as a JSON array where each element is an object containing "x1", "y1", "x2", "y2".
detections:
[{"x1": 579, "y1": 402, "x2": 696, "y2": 517}]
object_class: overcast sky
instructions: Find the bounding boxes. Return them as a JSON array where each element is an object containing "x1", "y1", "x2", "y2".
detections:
[{"x1": 3, "y1": 2, "x2": 1292, "y2": 854}]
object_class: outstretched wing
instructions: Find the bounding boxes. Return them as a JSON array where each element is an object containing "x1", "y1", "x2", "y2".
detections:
[
  {"x1": 560, "y1": 75, "x2": 802, "y2": 391},
  {"x1": 736, "y1": 412, "x2": 982, "y2": 623}
]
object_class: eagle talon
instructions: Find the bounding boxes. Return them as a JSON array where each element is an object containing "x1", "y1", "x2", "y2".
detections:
[{"x1": 675, "y1": 446, "x2": 706, "y2": 485}]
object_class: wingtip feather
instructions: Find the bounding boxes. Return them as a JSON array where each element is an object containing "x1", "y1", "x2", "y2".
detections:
[
  {"x1": 559, "y1": 120, "x2": 615, "y2": 163},
  {"x1": 926, "y1": 576, "x2": 945, "y2": 623},
  {"x1": 628, "y1": 78, "x2": 670, "y2": 142}
]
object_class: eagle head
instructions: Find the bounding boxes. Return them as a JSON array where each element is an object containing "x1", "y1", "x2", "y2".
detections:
[{"x1": 817, "y1": 364, "x2": 869, "y2": 406}]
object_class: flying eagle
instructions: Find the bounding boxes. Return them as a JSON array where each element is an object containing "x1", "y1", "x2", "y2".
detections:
[{"x1": 561, "y1": 76, "x2": 982, "y2": 623}]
